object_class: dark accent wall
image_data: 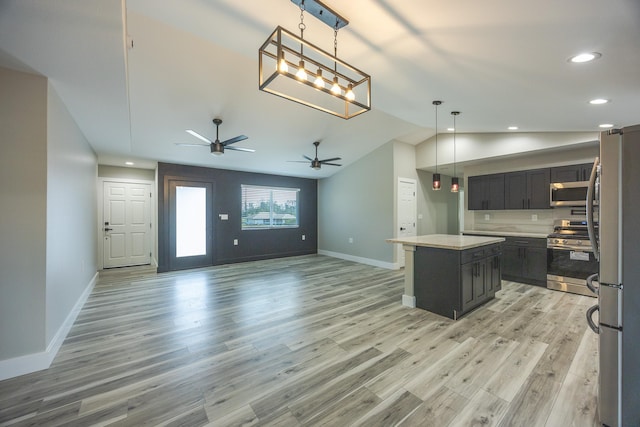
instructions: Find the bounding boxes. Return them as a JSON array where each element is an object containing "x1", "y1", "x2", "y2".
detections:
[{"x1": 157, "y1": 162, "x2": 317, "y2": 272}]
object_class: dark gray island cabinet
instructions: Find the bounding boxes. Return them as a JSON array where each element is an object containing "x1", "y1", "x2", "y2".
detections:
[{"x1": 387, "y1": 235, "x2": 505, "y2": 320}]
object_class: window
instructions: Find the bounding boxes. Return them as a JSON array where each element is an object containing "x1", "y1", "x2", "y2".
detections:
[{"x1": 241, "y1": 185, "x2": 299, "y2": 229}]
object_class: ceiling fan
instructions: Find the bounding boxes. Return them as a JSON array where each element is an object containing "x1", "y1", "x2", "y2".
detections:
[
  {"x1": 289, "y1": 141, "x2": 341, "y2": 170},
  {"x1": 176, "y1": 118, "x2": 254, "y2": 156}
]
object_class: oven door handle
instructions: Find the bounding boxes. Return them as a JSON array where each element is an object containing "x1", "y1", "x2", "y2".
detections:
[
  {"x1": 586, "y1": 304, "x2": 600, "y2": 334},
  {"x1": 586, "y1": 273, "x2": 599, "y2": 296},
  {"x1": 547, "y1": 244, "x2": 594, "y2": 252}
]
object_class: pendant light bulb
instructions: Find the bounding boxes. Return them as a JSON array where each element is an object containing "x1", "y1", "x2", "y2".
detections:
[
  {"x1": 296, "y1": 60, "x2": 307, "y2": 80},
  {"x1": 314, "y1": 69, "x2": 324, "y2": 88},
  {"x1": 451, "y1": 177, "x2": 459, "y2": 193},
  {"x1": 432, "y1": 100, "x2": 442, "y2": 191},
  {"x1": 278, "y1": 52, "x2": 288, "y2": 73},
  {"x1": 450, "y1": 111, "x2": 460, "y2": 193},
  {"x1": 331, "y1": 77, "x2": 341, "y2": 95},
  {"x1": 432, "y1": 173, "x2": 442, "y2": 191},
  {"x1": 345, "y1": 84, "x2": 355, "y2": 101}
]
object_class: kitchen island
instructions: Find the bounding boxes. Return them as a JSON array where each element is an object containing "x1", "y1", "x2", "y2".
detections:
[{"x1": 387, "y1": 234, "x2": 505, "y2": 319}]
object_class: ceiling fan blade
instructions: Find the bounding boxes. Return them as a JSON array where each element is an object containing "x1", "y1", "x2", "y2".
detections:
[
  {"x1": 186, "y1": 129, "x2": 213, "y2": 144},
  {"x1": 320, "y1": 157, "x2": 341, "y2": 163},
  {"x1": 175, "y1": 142, "x2": 210, "y2": 147},
  {"x1": 287, "y1": 160, "x2": 310, "y2": 163},
  {"x1": 224, "y1": 146, "x2": 255, "y2": 153},
  {"x1": 303, "y1": 155, "x2": 314, "y2": 161},
  {"x1": 322, "y1": 162, "x2": 342, "y2": 167},
  {"x1": 221, "y1": 135, "x2": 248, "y2": 146}
]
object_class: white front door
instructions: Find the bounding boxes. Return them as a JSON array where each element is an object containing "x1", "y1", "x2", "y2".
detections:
[
  {"x1": 397, "y1": 178, "x2": 417, "y2": 268},
  {"x1": 103, "y1": 181, "x2": 152, "y2": 268}
]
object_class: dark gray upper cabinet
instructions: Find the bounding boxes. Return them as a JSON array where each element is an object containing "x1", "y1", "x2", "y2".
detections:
[
  {"x1": 504, "y1": 168, "x2": 550, "y2": 209},
  {"x1": 550, "y1": 162, "x2": 594, "y2": 182},
  {"x1": 468, "y1": 173, "x2": 505, "y2": 210}
]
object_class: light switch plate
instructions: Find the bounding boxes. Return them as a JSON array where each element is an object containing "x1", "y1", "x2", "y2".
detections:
[
  {"x1": 233, "y1": 239, "x2": 238, "y2": 245},
  {"x1": 484, "y1": 214, "x2": 490, "y2": 221},
  {"x1": 219, "y1": 214, "x2": 229, "y2": 220}
]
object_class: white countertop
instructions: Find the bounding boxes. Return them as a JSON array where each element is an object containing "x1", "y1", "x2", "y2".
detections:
[
  {"x1": 387, "y1": 234, "x2": 505, "y2": 250},
  {"x1": 462, "y1": 230, "x2": 549, "y2": 239}
]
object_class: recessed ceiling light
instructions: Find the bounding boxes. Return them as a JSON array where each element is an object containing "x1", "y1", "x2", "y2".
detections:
[
  {"x1": 599, "y1": 123, "x2": 614, "y2": 128},
  {"x1": 589, "y1": 98, "x2": 609, "y2": 105},
  {"x1": 569, "y1": 52, "x2": 602, "y2": 63},
  {"x1": 508, "y1": 126, "x2": 518, "y2": 130},
  {"x1": 125, "y1": 161, "x2": 134, "y2": 166}
]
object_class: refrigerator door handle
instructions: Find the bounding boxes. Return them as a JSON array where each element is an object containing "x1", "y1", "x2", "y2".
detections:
[
  {"x1": 586, "y1": 157, "x2": 600, "y2": 260},
  {"x1": 586, "y1": 304, "x2": 600, "y2": 334},
  {"x1": 586, "y1": 273, "x2": 599, "y2": 296}
]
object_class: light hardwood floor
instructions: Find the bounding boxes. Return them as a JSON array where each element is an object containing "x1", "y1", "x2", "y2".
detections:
[{"x1": 0, "y1": 255, "x2": 600, "y2": 426}]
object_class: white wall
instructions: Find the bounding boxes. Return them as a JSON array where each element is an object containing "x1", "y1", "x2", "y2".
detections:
[
  {"x1": 318, "y1": 141, "x2": 395, "y2": 267},
  {"x1": 0, "y1": 67, "x2": 99, "y2": 380},
  {"x1": 0, "y1": 67, "x2": 48, "y2": 361},
  {"x1": 46, "y1": 84, "x2": 98, "y2": 344},
  {"x1": 415, "y1": 131, "x2": 598, "y2": 170}
]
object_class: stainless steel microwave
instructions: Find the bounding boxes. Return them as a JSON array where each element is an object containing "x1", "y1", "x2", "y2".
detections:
[{"x1": 550, "y1": 181, "x2": 597, "y2": 207}]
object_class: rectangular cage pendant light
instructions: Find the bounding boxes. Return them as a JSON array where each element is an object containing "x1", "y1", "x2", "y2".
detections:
[{"x1": 258, "y1": 2, "x2": 371, "y2": 119}]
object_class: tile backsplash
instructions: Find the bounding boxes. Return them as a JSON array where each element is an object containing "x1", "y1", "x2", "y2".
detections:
[{"x1": 470, "y1": 207, "x2": 583, "y2": 234}]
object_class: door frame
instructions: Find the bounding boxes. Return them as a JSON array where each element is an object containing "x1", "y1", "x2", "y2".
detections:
[
  {"x1": 167, "y1": 179, "x2": 214, "y2": 271},
  {"x1": 97, "y1": 177, "x2": 156, "y2": 270},
  {"x1": 396, "y1": 177, "x2": 417, "y2": 269}
]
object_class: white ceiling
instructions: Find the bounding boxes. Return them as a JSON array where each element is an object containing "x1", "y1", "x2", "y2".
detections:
[{"x1": 1, "y1": 0, "x2": 639, "y2": 178}]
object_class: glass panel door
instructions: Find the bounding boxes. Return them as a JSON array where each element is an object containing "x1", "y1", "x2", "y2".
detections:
[
  {"x1": 169, "y1": 180, "x2": 213, "y2": 270},
  {"x1": 176, "y1": 186, "x2": 207, "y2": 257}
]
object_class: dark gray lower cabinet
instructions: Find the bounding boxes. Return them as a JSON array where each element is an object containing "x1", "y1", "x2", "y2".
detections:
[
  {"x1": 414, "y1": 243, "x2": 502, "y2": 320},
  {"x1": 501, "y1": 237, "x2": 547, "y2": 286}
]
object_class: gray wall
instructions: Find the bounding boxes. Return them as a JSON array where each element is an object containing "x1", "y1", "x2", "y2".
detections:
[
  {"x1": 417, "y1": 170, "x2": 460, "y2": 235},
  {"x1": 318, "y1": 142, "x2": 395, "y2": 264},
  {"x1": 0, "y1": 66, "x2": 98, "y2": 366},
  {"x1": 45, "y1": 84, "x2": 98, "y2": 343},
  {"x1": 319, "y1": 140, "x2": 460, "y2": 266},
  {"x1": 0, "y1": 67, "x2": 48, "y2": 359}
]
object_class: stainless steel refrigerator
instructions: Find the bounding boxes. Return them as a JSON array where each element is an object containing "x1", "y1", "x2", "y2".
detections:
[{"x1": 586, "y1": 124, "x2": 640, "y2": 427}]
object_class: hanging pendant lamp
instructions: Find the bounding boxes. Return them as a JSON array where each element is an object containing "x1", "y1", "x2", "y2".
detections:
[
  {"x1": 258, "y1": 0, "x2": 371, "y2": 119},
  {"x1": 451, "y1": 111, "x2": 460, "y2": 193},
  {"x1": 432, "y1": 100, "x2": 442, "y2": 191}
]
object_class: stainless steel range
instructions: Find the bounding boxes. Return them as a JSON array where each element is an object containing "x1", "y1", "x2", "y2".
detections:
[{"x1": 546, "y1": 219, "x2": 598, "y2": 296}]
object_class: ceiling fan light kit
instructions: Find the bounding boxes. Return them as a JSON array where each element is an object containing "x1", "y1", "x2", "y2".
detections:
[{"x1": 258, "y1": 0, "x2": 371, "y2": 119}]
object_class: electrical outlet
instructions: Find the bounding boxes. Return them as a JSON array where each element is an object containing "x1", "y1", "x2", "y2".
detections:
[
  {"x1": 302, "y1": 234, "x2": 306, "y2": 240},
  {"x1": 531, "y1": 214, "x2": 538, "y2": 221},
  {"x1": 348, "y1": 237, "x2": 354, "y2": 244},
  {"x1": 233, "y1": 239, "x2": 238, "y2": 246},
  {"x1": 484, "y1": 214, "x2": 491, "y2": 221},
  {"x1": 418, "y1": 213, "x2": 423, "y2": 220}
]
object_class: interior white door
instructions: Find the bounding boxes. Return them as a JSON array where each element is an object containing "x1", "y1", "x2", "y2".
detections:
[
  {"x1": 397, "y1": 178, "x2": 417, "y2": 268},
  {"x1": 103, "y1": 181, "x2": 151, "y2": 268}
]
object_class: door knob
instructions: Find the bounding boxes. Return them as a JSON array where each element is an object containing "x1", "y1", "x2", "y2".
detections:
[
  {"x1": 104, "y1": 227, "x2": 113, "y2": 231},
  {"x1": 400, "y1": 227, "x2": 406, "y2": 231}
]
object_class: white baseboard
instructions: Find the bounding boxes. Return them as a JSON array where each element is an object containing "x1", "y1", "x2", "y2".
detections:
[
  {"x1": 0, "y1": 271, "x2": 98, "y2": 381},
  {"x1": 318, "y1": 250, "x2": 399, "y2": 270},
  {"x1": 402, "y1": 294, "x2": 417, "y2": 308}
]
